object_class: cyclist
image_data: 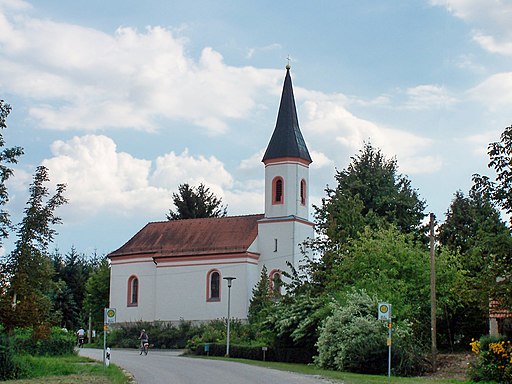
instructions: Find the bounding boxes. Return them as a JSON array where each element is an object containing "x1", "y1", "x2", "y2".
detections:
[
  {"x1": 76, "y1": 327, "x2": 85, "y2": 347},
  {"x1": 138, "y1": 329, "x2": 149, "y2": 354}
]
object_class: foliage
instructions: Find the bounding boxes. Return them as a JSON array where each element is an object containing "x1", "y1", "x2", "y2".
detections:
[
  {"x1": 437, "y1": 189, "x2": 512, "y2": 347},
  {"x1": 315, "y1": 142, "x2": 426, "y2": 246},
  {"x1": 0, "y1": 100, "x2": 24, "y2": 245},
  {"x1": 83, "y1": 255, "x2": 110, "y2": 331},
  {"x1": 468, "y1": 335, "x2": 512, "y2": 383},
  {"x1": 315, "y1": 290, "x2": 427, "y2": 377},
  {"x1": 8, "y1": 354, "x2": 130, "y2": 383},
  {"x1": 325, "y1": 226, "x2": 430, "y2": 336},
  {"x1": 107, "y1": 320, "x2": 206, "y2": 349},
  {"x1": 0, "y1": 166, "x2": 67, "y2": 332},
  {"x1": 51, "y1": 247, "x2": 93, "y2": 331},
  {"x1": 13, "y1": 326, "x2": 75, "y2": 356},
  {"x1": 167, "y1": 183, "x2": 227, "y2": 220},
  {"x1": 472, "y1": 124, "x2": 512, "y2": 308},
  {"x1": 0, "y1": 333, "x2": 22, "y2": 380},
  {"x1": 191, "y1": 342, "x2": 315, "y2": 363},
  {"x1": 248, "y1": 265, "x2": 272, "y2": 326}
]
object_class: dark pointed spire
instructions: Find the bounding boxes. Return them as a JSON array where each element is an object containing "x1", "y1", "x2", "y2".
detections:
[{"x1": 262, "y1": 66, "x2": 312, "y2": 164}]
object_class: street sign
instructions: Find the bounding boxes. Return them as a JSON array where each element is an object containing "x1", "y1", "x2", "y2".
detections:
[
  {"x1": 378, "y1": 303, "x2": 391, "y2": 321},
  {"x1": 105, "y1": 308, "x2": 116, "y2": 324}
]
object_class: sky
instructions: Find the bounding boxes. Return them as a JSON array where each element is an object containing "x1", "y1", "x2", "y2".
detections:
[{"x1": 0, "y1": 0, "x2": 511, "y2": 257}]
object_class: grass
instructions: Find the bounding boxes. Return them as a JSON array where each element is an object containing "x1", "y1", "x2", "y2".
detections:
[
  {"x1": 193, "y1": 355, "x2": 472, "y2": 383},
  {"x1": 3, "y1": 354, "x2": 130, "y2": 384}
]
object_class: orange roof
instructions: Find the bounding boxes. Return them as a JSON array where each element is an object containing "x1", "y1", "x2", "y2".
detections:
[{"x1": 108, "y1": 214, "x2": 264, "y2": 259}]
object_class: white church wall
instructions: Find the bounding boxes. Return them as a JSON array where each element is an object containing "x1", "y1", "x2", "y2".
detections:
[
  {"x1": 153, "y1": 259, "x2": 256, "y2": 321},
  {"x1": 109, "y1": 259, "x2": 157, "y2": 323}
]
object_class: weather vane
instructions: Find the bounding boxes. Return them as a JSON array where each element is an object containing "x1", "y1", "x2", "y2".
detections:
[{"x1": 286, "y1": 55, "x2": 291, "y2": 69}]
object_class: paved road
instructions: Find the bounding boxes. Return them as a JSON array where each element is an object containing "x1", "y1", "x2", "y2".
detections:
[{"x1": 78, "y1": 348, "x2": 331, "y2": 384}]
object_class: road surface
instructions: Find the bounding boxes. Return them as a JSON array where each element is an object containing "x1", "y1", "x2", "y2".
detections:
[{"x1": 78, "y1": 348, "x2": 331, "y2": 384}]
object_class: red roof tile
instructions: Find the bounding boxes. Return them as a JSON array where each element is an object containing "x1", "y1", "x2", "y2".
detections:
[{"x1": 108, "y1": 214, "x2": 264, "y2": 258}]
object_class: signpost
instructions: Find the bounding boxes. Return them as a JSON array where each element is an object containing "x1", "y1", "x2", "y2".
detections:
[
  {"x1": 378, "y1": 303, "x2": 392, "y2": 378},
  {"x1": 103, "y1": 308, "x2": 116, "y2": 367}
]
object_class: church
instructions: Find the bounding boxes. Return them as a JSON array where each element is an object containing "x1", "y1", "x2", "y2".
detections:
[{"x1": 108, "y1": 66, "x2": 314, "y2": 323}]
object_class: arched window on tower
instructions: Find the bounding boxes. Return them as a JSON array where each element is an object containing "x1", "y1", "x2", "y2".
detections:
[
  {"x1": 127, "y1": 275, "x2": 139, "y2": 307},
  {"x1": 272, "y1": 177, "x2": 284, "y2": 205},
  {"x1": 300, "y1": 179, "x2": 306, "y2": 205},
  {"x1": 207, "y1": 270, "x2": 221, "y2": 301}
]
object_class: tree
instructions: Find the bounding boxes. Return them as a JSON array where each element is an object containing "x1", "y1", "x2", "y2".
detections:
[
  {"x1": 0, "y1": 100, "x2": 24, "y2": 244},
  {"x1": 248, "y1": 266, "x2": 271, "y2": 326},
  {"x1": 473, "y1": 124, "x2": 512, "y2": 219},
  {"x1": 472, "y1": 124, "x2": 512, "y2": 309},
  {"x1": 0, "y1": 166, "x2": 67, "y2": 331},
  {"x1": 83, "y1": 256, "x2": 110, "y2": 331},
  {"x1": 167, "y1": 183, "x2": 227, "y2": 220},
  {"x1": 315, "y1": 142, "x2": 426, "y2": 248},
  {"x1": 51, "y1": 247, "x2": 92, "y2": 330}
]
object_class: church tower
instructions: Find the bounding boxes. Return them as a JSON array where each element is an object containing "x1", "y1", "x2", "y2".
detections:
[{"x1": 258, "y1": 65, "x2": 314, "y2": 276}]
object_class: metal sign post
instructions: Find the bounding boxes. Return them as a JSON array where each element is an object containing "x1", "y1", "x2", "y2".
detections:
[
  {"x1": 103, "y1": 308, "x2": 116, "y2": 368},
  {"x1": 378, "y1": 303, "x2": 392, "y2": 378}
]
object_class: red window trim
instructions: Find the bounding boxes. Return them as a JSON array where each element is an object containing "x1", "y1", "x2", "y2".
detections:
[
  {"x1": 127, "y1": 275, "x2": 139, "y2": 307},
  {"x1": 206, "y1": 269, "x2": 221, "y2": 302},
  {"x1": 300, "y1": 179, "x2": 306, "y2": 206},
  {"x1": 272, "y1": 177, "x2": 284, "y2": 205}
]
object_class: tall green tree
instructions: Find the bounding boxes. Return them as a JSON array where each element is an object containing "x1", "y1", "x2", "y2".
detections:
[
  {"x1": 438, "y1": 188, "x2": 512, "y2": 337},
  {"x1": 0, "y1": 166, "x2": 67, "y2": 332},
  {"x1": 83, "y1": 256, "x2": 110, "y2": 331},
  {"x1": 472, "y1": 124, "x2": 512, "y2": 309},
  {"x1": 248, "y1": 266, "x2": 271, "y2": 326},
  {"x1": 0, "y1": 100, "x2": 24, "y2": 243},
  {"x1": 316, "y1": 142, "x2": 426, "y2": 243},
  {"x1": 167, "y1": 183, "x2": 227, "y2": 220},
  {"x1": 51, "y1": 247, "x2": 92, "y2": 330}
]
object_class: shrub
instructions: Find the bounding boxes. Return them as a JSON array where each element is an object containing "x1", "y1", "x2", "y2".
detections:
[
  {"x1": 468, "y1": 335, "x2": 512, "y2": 383},
  {"x1": 315, "y1": 290, "x2": 427, "y2": 376},
  {"x1": 14, "y1": 327, "x2": 75, "y2": 356},
  {"x1": 0, "y1": 334, "x2": 22, "y2": 380}
]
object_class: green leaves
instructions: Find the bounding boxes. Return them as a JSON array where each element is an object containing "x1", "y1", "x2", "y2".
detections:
[{"x1": 167, "y1": 183, "x2": 227, "y2": 220}]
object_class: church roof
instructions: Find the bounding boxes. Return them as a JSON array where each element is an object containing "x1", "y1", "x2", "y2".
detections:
[
  {"x1": 262, "y1": 66, "x2": 312, "y2": 164},
  {"x1": 108, "y1": 214, "x2": 263, "y2": 258}
]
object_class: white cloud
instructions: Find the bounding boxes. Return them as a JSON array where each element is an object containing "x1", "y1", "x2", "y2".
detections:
[
  {"x1": 467, "y1": 72, "x2": 512, "y2": 109},
  {"x1": 299, "y1": 96, "x2": 439, "y2": 175},
  {"x1": 38, "y1": 135, "x2": 253, "y2": 222},
  {"x1": 430, "y1": 0, "x2": 512, "y2": 55},
  {"x1": 404, "y1": 85, "x2": 457, "y2": 110},
  {"x1": 0, "y1": 7, "x2": 282, "y2": 134}
]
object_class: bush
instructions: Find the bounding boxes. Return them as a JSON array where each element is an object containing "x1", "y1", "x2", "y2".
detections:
[
  {"x1": 315, "y1": 290, "x2": 427, "y2": 376},
  {"x1": 14, "y1": 327, "x2": 75, "y2": 356},
  {"x1": 468, "y1": 335, "x2": 512, "y2": 383},
  {"x1": 107, "y1": 320, "x2": 203, "y2": 349},
  {"x1": 0, "y1": 334, "x2": 22, "y2": 380},
  {"x1": 191, "y1": 342, "x2": 314, "y2": 363}
]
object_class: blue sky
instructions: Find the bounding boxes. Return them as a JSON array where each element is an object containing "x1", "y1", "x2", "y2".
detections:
[{"x1": 1, "y1": 0, "x2": 511, "y2": 257}]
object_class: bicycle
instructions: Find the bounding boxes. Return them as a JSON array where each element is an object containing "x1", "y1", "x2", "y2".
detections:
[{"x1": 140, "y1": 341, "x2": 149, "y2": 355}]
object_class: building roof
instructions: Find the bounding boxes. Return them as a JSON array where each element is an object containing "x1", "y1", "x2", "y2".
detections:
[
  {"x1": 262, "y1": 66, "x2": 312, "y2": 164},
  {"x1": 108, "y1": 214, "x2": 264, "y2": 258}
]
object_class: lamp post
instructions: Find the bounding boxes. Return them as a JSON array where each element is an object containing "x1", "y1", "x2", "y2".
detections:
[{"x1": 223, "y1": 276, "x2": 236, "y2": 357}]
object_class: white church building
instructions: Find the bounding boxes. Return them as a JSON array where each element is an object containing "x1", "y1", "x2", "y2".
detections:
[{"x1": 108, "y1": 66, "x2": 314, "y2": 323}]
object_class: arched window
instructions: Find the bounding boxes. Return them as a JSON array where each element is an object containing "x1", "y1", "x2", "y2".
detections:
[
  {"x1": 207, "y1": 270, "x2": 221, "y2": 301},
  {"x1": 300, "y1": 179, "x2": 306, "y2": 205},
  {"x1": 269, "y1": 270, "x2": 282, "y2": 299},
  {"x1": 272, "y1": 177, "x2": 284, "y2": 205},
  {"x1": 127, "y1": 275, "x2": 138, "y2": 306}
]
